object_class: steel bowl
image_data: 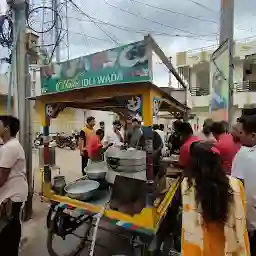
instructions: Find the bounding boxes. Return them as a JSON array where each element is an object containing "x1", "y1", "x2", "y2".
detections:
[
  {"x1": 87, "y1": 170, "x2": 106, "y2": 180},
  {"x1": 86, "y1": 161, "x2": 108, "y2": 180},
  {"x1": 64, "y1": 180, "x2": 100, "y2": 201}
]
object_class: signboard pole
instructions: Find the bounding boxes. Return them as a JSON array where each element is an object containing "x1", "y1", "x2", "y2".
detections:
[{"x1": 219, "y1": 0, "x2": 234, "y2": 127}]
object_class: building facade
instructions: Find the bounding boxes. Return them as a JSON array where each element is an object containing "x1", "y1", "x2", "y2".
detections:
[
  {"x1": 0, "y1": 72, "x2": 116, "y2": 136},
  {"x1": 176, "y1": 38, "x2": 256, "y2": 130}
]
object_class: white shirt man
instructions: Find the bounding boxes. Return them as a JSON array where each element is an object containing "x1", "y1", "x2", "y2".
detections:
[
  {"x1": 234, "y1": 115, "x2": 256, "y2": 252},
  {"x1": 231, "y1": 146, "x2": 249, "y2": 180},
  {"x1": 103, "y1": 129, "x2": 124, "y2": 146},
  {"x1": 103, "y1": 121, "x2": 124, "y2": 147},
  {"x1": 0, "y1": 138, "x2": 28, "y2": 205},
  {"x1": 239, "y1": 146, "x2": 256, "y2": 232},
  {"x1": 155, "y1": 129, "x2": 166, "y2": 155}
]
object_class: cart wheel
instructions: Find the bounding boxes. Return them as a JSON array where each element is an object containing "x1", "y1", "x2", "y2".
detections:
[
  {"x1": 47, "y1": 211, "x2": 93, "y2": 256},
  {"x1": 47, "y1": 204, "x2": 57, "y2": 229}
]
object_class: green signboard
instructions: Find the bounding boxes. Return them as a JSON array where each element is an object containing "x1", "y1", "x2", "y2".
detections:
[{"x1": 41, "y1": 40, "x2": 152, "y2": 94}]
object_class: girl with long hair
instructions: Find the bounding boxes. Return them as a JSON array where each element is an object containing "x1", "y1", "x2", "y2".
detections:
[{"x1": 181, "y1": 141, "x2": 250, "y2": 255}]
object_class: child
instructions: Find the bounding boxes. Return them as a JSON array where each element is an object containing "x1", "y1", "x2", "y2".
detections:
[{"x1": 87, "y1": 129, "x2": 112, "y2": 162}]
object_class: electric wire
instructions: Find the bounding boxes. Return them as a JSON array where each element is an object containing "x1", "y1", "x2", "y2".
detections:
[
  {"x1": 186, "y1": 0, "x2": 219, "y2": 14},
  {"x1": 129, "y1": 0, "x2": 218, "y2": 24},
  {"x1": 186, "y1": 0, "x2": 256, "y2": 34},
  {"x1": 101, "y1": 0, "x2": 216, "y2": 37},
  {"x1": 27, "y1": 5, "x2": 64, "y2": 63},
  {"x1": 65, "y1": 15, "x2": 217, "y2": 42},
  {"x1": 67, "y1": 0, "x2": 121, "y2": 46},
  {"x1": 0, "y1": 12, "x2": 13, "y2": 56}
]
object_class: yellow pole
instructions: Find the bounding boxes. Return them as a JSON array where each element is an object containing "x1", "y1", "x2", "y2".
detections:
[
  {"x1": 142, "y1": 90, "x2": 154, "y2": 182},
  {"x1": 39, "y1": 102, "x2": 52, "y2": 197},
  {"x1": 142, "y1": 90, "x2": 153, "y2": 127}
]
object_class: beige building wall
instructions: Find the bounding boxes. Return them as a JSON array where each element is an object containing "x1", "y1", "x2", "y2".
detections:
[{"x1": 0, "y1": 100, "x2": 83, "y2": 135}]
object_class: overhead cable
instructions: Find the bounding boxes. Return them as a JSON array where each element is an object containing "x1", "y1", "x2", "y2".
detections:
[
  {"x1": 66, "y1": 15, "x2": 217, "y2": 42},
  {"x1": 27, "y1": 5, "x2": 64, "y2": 62},
  {"x1": 129, "y1": 0, "x2": 218, "y2": 24},
  {"x1": 0, "y1": 14, "x2": 13, "y2": 49},
  {"x1": 186, "y1": 0, "x2": 219, "y2": 14},
  {"x1": 68, "y1": 0, "x2": 121, "y2": 46},
  {"x1": 101, "y1": 0, "x2": 217, "y2": 37}
]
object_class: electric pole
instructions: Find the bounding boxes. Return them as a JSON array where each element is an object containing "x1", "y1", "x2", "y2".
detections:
[
  {"x1": 10, "y1": 0, "x2": 33, "y2": 220},
  {"x1": 219, "y1": 0, "x2": 234, "y2": 127}
]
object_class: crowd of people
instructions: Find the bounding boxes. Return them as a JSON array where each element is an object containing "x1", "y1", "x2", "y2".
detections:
[
  {"x1": 79, "y1": 117, "x2": 165, "y2": 176},
  {"x1": 0, "y1": 112, "x2": 255, "y2": 255},
  {"x1": 78, "y1": 114, "x2": 256, "y2": 255},
  {"x1": 163, "y1": 115, "x2": 256, "y2": 255}
]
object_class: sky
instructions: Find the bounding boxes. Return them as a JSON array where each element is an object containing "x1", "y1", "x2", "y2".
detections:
[{"x1": 1, "y1": 0, "x2": 256, "y2": 86}]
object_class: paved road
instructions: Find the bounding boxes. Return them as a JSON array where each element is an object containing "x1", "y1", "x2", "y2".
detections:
[{"x1": 20, "y1": 149, "x2": 152, "y2": 256}]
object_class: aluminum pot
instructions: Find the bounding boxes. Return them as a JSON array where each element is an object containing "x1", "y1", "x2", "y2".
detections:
[
  {"x1": 64, "y1": 180, "x2": 99, "y2": 201},
  {"x1": 87, "y1": 171, "x2": 106, "y2": 180},
  {"x1": 86, "y1": 161, "x2": 108, "y2": 180}
]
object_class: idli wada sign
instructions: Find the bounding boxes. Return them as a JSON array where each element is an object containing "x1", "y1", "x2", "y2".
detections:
[{"x1": 40, "y1": 40, "x2": 152, "y2": 94}]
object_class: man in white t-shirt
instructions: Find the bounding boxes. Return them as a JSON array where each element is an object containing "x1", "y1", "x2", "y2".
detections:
[
  {"x1": 231, "y1": 122, "x2": 248, "y2": 181},
  {"x1": 103, "y1": 120, "x2": 124, "y2": 147},
  {"x1": 154, "y1": 124, "x2": 166, "y2": 155},
  {"x1": 0, "y1": 115, "x2": 28, "y2": 255},
  {"x1": 236, "y1": 115, "x2": 256, "y2": 255}
]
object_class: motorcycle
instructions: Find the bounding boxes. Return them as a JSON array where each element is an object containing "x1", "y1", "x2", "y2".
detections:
[
  {"x1": 56, "y1": 133, "x2": 76, "y2": 150},
  {"x1": 34, "y1": 132, "x2": 43, "y2": 148},
  {"x1": 71, "y1": 130, "x2": 79, "y2": 148}
]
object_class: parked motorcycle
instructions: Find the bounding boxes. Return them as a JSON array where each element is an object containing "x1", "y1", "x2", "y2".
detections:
[
  {"x1": 71, "y1": 130, "x2": 79, "y2": 148},
  {"x1": 56, "y1": 133, "x2": 76, "y2": 150},
  {"x1": 34, "y1": 132, "x2": 43, "y2": 148}
]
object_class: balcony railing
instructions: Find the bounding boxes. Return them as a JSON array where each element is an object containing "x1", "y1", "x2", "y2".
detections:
[
  {"x1": 190, "y1": 86, "x2": 210, "y2": 96},
  {"x1": 235, "y1": 81, "x2": 256, "y2": 92}
]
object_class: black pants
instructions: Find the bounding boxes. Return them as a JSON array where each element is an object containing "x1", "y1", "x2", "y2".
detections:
[
  {"x1": 250, "y1": 230, "x2": 256, "y2": 255},
  {"x1": 157, "y1": 188, "x2": 181, "y2": 252},
  {"x1": 0, "y1": 202, "x2": 22, "y2": 256},
  {"x1": 81, "y1": 152, "x2": 89, "y2": 175}
]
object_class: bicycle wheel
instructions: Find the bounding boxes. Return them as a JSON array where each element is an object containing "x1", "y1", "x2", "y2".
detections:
[{"x1": 47, "y1": 209, "x2": 93, "y2": 256}]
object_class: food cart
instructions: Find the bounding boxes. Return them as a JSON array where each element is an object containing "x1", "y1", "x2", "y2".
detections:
[{"x1": 30, "y1": 35, "x2": 188, "y2": 256}]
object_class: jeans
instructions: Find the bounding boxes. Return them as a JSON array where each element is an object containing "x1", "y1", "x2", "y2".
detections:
[{"x1": 81, "y1": 151, "x2": 89, "y2": 175}]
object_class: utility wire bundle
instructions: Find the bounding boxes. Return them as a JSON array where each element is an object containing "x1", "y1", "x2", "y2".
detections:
[
  {"x1": 27, "y1": 5, "x2": 63, "y2": 63},
  {"x1": 0, "y1": 12, "x2": 13, "y2": 64},
  {"x1": 0, "y1": 14, "x2": 13, "y2": 48}
]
